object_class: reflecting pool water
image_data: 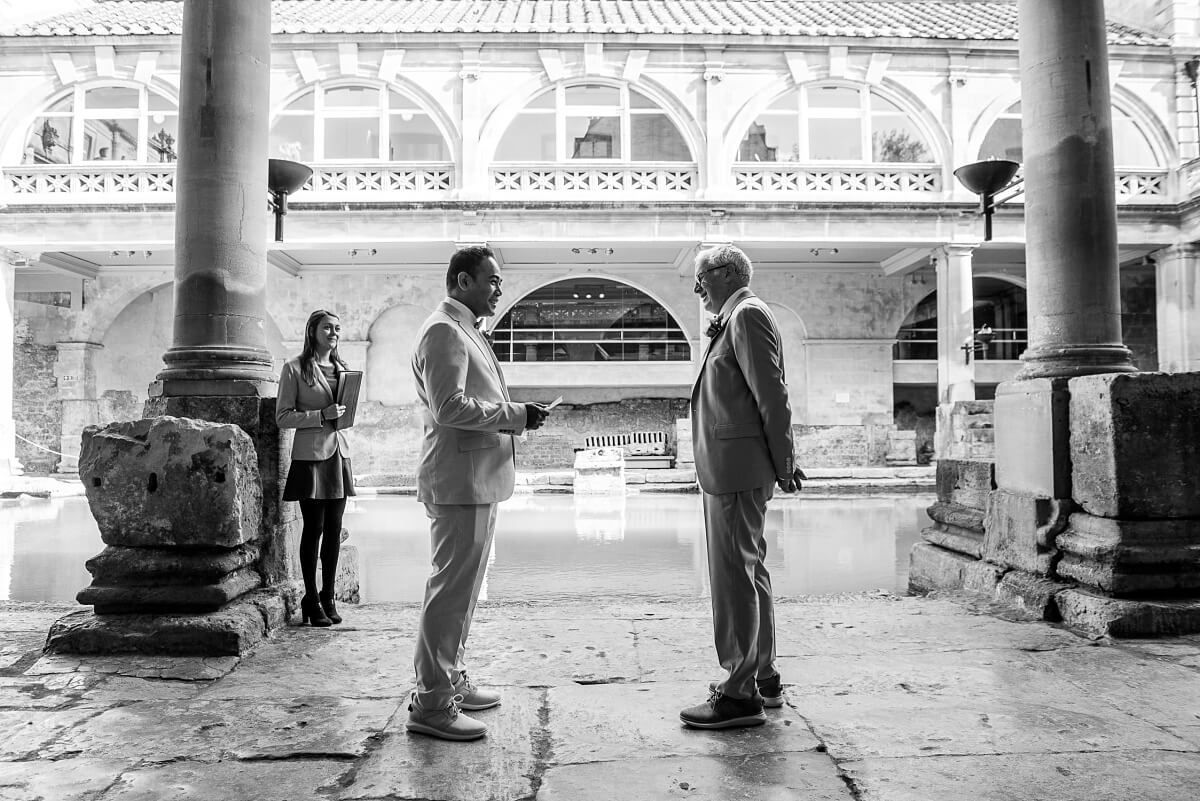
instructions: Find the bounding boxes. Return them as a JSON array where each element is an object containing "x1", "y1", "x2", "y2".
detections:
[{"x1": 2, "y1": 493, "x2": 933, "y2": 604}]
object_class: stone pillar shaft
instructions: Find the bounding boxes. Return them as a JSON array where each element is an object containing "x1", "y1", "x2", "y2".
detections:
[
  {"x1": 1154, "y1": 243, "x2": 1200, "y2": 373},
  {"x1": 157, "y1": 0, "x2": 274, "y2": 393},
  {"x1": 935, "y1": 244, "x2": 976, "y2": 404},
  {"x1": 1015, "y1": 0, "x2": 1135, "y2": 379}
]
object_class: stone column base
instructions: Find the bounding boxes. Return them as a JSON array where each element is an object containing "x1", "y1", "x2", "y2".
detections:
[{"x1": 45, "y1": 585, "x2": 301, "y2": 656}]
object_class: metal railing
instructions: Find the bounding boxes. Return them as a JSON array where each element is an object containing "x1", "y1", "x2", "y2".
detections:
[
  {"x1": 893, "y1": 326, "x2": 1027, "y2": 361},
  {"x1": 489, "y1": 326, "x2": 691, "y2": 362}
]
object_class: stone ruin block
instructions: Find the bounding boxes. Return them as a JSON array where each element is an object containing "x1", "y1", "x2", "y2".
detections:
[
  {"x1": 79, "y1": 415, "x2": 262, "y2": 548},
  {"x1": 919, "y1": 460, "x2": 996, "y2": 559},
  {"x1": 76, "y1": 416, "x2": 264, "y2": 614},
  {"x1": 1070, "y1": 372, "x2": 1200, "y2": 520},
  {"x1": 1057, "y1": 512, "x2": 1200, "y2": 597},
  {"x1": 983, "y1": 489, "x2": 1069, "y2": 577},
  {"x1": 574, "y1": 447, "x2": 625, "y2": 495}
]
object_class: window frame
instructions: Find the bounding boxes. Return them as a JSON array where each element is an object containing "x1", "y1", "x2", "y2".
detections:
[{"x1": 23, "y1": 82, "x2": 179, "y2": 165}]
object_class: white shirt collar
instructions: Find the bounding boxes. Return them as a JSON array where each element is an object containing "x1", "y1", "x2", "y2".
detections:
[{"x1": 717, "y1": 287, "x2": 754, "y2": 321}]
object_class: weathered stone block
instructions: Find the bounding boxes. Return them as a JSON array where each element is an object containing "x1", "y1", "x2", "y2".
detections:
[
  {"x1": 84, "y1": 544, "x2": 261, "y2": 585},
  {"x1": 1056, "y1": 512, "x2": 1200, "y2": 596},
  {"x1": 934, "y1": 458, "x2": 995, "y2": 511},
  {"x1": 962, "y1": 560, "x2": 1005, "y2": 594},
  {"x1": 994, "y1": 378, "x2": 1070, "y2": 499},
  {"x1": 983, "y1": 489, "x2": 1070, "y2": 576},
  {"x1": 921, "y1": 526, "x2": 985, "y2": 559},
  {"x1": 1056, "y1": 588, "x2": 1200, "y2": 637},
  {"x1": 573, "y1": 448, "x2": 625, "y2": 495},
  {"x1": 907, "y1": 542, "x2": 974, "y2": 594},
  {"x1": 1069, "y1": 372, "x2": 1200, "y2": 519},
  {"x1": 995, "y1": 571, "x2": 1069, "y2": 619},
  {"x1": 79, "y1": 416, "x2": 261, "y2": 548},
  {"x1": 78, "y1": 566, "x2": 263, "y2": 615}
]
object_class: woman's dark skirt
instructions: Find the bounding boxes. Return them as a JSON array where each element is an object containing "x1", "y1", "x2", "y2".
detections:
[{"x1": 283, "y1": 450, "x2": 357, "y2": 501}]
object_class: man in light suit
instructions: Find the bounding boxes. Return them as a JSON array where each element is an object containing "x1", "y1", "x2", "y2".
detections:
[
  {"x1": 407, "y1": 245, "x2": 550, "y2": 741},
  {"x1": 680, "y1": 243, "x2": 805, "y2": 730}
]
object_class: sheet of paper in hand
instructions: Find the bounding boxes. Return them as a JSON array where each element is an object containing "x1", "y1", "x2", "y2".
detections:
[{"x1": 335, "y1": 371, "x2": 363, "y2": 430}]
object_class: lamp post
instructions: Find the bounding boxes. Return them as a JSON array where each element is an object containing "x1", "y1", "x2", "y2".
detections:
[
  {"x1": 268, "y1": 159, "x2": 312, "y2": 243},
  {"x1": 953, "y1": 159, "x2": 1022, "y2": 241}
]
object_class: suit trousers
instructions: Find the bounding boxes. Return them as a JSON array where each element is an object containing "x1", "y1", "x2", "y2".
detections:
[
  {"x1": 703, "y1": 484, "x2": 777, "y2": 701},
  {"x1": 413, "y1": 502, "x2": 497, "y2": 709}
]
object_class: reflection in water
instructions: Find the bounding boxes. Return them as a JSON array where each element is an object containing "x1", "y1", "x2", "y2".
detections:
[{"x1": 2, "y1": 494, "x2": 933, "y2": 604}]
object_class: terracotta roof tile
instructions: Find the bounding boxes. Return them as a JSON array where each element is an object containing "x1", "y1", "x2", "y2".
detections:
[{"x1": 1, "y1": 0, "x2": 1166, "y2": 46}]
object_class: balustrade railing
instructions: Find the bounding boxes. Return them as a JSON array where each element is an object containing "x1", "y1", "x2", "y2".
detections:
[
  {"x1": 733, "y1": 163, "x2": 942, "y2": 194},
  {"x1": 894, "y1": 326, "x2": 1027, "y2": 361},
  {"x1": 491, "y1": 163, "x2": 697, "y2": 195},
  {"x1": 490, "y1": 326, "x2": 691, "y2": 362}
]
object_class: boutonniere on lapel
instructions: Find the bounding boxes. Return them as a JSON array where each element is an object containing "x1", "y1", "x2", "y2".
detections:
[
  {"x1": 474, "y1": 320, "x2": 494, "y2": 344},
  {"x1": 704, "y1": 316, "x2": 725, "y2": 338}
]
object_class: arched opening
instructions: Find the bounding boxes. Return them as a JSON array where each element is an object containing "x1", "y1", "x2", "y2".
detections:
[
  {"x1": 490, "y1": 278, "x2": 691, "y2": 363},
  {"x1": 270, "y1": 82, "x2": 450, "y2": 162},
  {"x1": 494, "y1": 83, "x2": 692, "y2": 163},
  {"x1": 22, "y1": 83, "x2": 178, "y2": 165},
  {"x1": 893, "y1": 278, "x2": 1028, "y2": 362},
  {"x1": 736, "y1": 83, "x2": 935, "y2": 164},
  {"x1": 978, "y1": 100, "x2": 1160, "y2": 167}
]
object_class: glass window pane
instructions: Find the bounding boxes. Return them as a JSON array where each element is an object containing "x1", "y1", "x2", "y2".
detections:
[
  {"x1": 23, "y1": 116, "x2": 73, "y2": 164},
  {"x1": 738, "y1": 116, "x2": 796, "y2": 162},
  {"x1": 495, "y1": 113, "x2": 555, "y2": 160},
  {"x1": 1112, "y1": 111, "x2": 1157, "y2": 166},
  {"x1": 146, "y1": 114, "x2": 179, "y2": 162},
  {"x1": 526, "y1": 90, "x2": 556, "y2": 109},
  {"x1": 567, "y1": 115, "x2": 620, "y2": 158},
  {"x1": 148, "y1": 92, "x2": 176, "y2": 112},
  {"x1": 870, "y1": 93, "x2": 903, "y2": 113},
  {"x1": 629, "y1": 90, "x2": 656, "y2": 109},
  {"x1": 631, "y1": 113, "x2": 690, "y2": 161},
  {"x1": 389, "y1": 114, "x2": 448, "y2": 160},
  {"x1": 46, "y1": 95, "x2": 73, "y2": 113},
  {"x1": 85, "y1": 119, "x2": 138, "y2": 160},
  {"x1": 809, "y1": 118, "x2": 862, "y2": 160},
  {"x1": 324, "y1": 86, "x2": 378, "y2": 108},
  {"x1": 284, "y1": 91, "x2": 315, "y2": 111},
  {"x1": 269, "y1": 115, "x2": 314, "y2": 161},
  {"x1": 872, "y1": 116, "x2": 932, "y2": 162},
  {"x1": 324, "y1": 117, "x2": 379, "y2": 159},
  {"x1": 1007, "y1": 101, "x2": 1021, "y2": 114},
  {"x1": 565, "y1": 84, "x2": 619, "y2": 106},
  {"x1": 978, "y1": 117, "x2": 1023, "y2": 161},
  {"x1": 387, "y1": 90, "x2": 419, "y2": 111},
  {"x1": 768, "y1": 91, "x2": 798, "y2": 112},
  {"x1": 808, "y1": 86, "x2": 860, "y2": 109},
  {"x1": 84, "y1": 86, "x2": 139, "y2": 110}
]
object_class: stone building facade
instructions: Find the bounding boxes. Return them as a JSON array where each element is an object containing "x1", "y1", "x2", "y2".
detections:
[{"x1": 1, "y1": 0, "x2": 1198, "y2": 479}]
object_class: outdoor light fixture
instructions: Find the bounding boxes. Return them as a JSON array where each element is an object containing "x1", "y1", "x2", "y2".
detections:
[
  {"x1": 960, "y1": 324, "x2": 996, "y2": 364},
  {"x1": 809, "y1": 247, "x2": 839, "y2": 257},
  {"x1": 348, "y1": 249, "x2": 377, "y2": 258},
  {"x1": 571, "y1": 247, "x2": 615, "y2": 256},
  {"x1": 953, "y1": 159, "x2": 1023, "y2": 241},
  {"x1": 268, "y1": 158, "x2": 313, "y2": 242},
  {"x1": 1185, "y1": 58, "x2": 1200, "y2": 136}
]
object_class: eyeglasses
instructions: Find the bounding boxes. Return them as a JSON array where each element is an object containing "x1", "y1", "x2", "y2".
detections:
[{"x1": 693, "y1": 264, "x2": 728, "y2": 291}]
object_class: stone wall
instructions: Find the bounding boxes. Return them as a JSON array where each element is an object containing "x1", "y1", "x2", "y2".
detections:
[
  {"x1": 13, "y1": 300, "x2": 71, "y2": 472},
  {"x1": 793, "y1": 424, "x2": 890, "y2": 467},
  {"x1": 1121, "y1": 265, "x2": 1159, "y2": 370}
]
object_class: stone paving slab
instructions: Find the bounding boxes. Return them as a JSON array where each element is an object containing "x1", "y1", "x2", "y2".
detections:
[
  {"x1": 1, "y1": 593, "x2": 1200, "y2": 800},
  {"x1": 842, "y1": 751, "x2": 1200, "y2": 801}
]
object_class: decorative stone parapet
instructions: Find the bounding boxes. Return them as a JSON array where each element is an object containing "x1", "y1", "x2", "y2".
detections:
[{"x1": 74, "y1": 416, "x2": 263, "y2": 614}]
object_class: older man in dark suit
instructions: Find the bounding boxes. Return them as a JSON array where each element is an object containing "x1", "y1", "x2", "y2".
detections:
[{"x1": 681, "y1": 243, "x2": 805, "y2": 730}]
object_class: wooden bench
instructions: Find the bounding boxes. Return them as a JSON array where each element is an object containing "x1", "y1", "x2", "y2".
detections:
[{"x1": 582, "y1": 432, "x2": 673, "y2": 469}]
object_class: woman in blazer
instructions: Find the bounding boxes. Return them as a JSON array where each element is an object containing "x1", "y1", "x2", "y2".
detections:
[{"x1": 277, "y1": 309, "x2": 356, "y2": 627}]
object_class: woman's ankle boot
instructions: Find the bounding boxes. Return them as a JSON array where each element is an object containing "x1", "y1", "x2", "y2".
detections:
[
  {"x1": 319, "y1": 590, "x2": 342, "y2": 624},
  {"x1": 301, "y1": 594, "x2": 332, "y2": 627}
]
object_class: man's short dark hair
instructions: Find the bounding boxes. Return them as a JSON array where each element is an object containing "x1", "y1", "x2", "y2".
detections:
[{"x1": 446, "y1": 245, "x2": 496, "y2": 293}]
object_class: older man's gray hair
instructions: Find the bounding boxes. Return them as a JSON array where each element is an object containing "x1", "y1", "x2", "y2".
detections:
[{"x1": 697, "y1": 244, "x2": 753, "y2": 283}]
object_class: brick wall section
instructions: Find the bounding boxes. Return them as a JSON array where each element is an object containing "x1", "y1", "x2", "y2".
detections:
[
  {"x1": 518, "y1": 399, "x2": 689, "y2": 469},
  {"x1": 14, "y1": 341, "x2": 61, "y2": 472}
]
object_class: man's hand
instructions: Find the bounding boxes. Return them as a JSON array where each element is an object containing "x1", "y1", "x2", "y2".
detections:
[
  {"x1": 524, "y1": 402, "x2": 550, "y2": 431},
  {"x1": 322, "y1": 403, "x2": 346, "y2": 420},
  {"x1": 776, "y1": 467, "x2": 807, "y2": 493}
]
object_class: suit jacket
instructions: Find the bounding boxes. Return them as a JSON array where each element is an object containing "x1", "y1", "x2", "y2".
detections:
[
  {"x1": 276, "y1": 356, "x2": 352, "y2": 461},
  {"x1": 412, "y1": 299, "x2": 528, "y2": 505},
  {"x1": 691, "y1": 290, "x2": 795, "y2": 495}
]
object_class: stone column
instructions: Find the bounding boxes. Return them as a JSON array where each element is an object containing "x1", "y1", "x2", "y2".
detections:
[
  {"x1": 457, "y1": 47, "x2": 486, "y2": 201},
  {"x1": 154, "y1": 0, "x2": 275, "y2": 397},
  {"x1": 0, "y1": 257, "x2": 19, "y2": 483},
  {"x1": 934, "y1": 243, "x2": 977, "y2": 404},
  {"x1": 1014, "y1": 0, "x2": 1134, "y2": 380},
  {"x1": 1154, "y1": 243, "x2": 1200, "y2": 373},
  {"x1": 53, "y1": 341, "x2": 102, "y2": 473}
]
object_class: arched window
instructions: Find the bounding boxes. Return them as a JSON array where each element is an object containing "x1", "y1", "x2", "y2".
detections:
[
  {"x1": 978, "y1": 101, "x2": 1159, "y2": 167},
  {"x1": 270, "y1": 84, "x2": 449, "y2": 162},
  {"x1": 894, "y1": 278, "x2": 1028, "y2": 361},
  {"x1": 495, "y1": 84, "x2": 692, "y2": 162},
  {"x1": 22, "y1": 84, "x2": 178, "y2": 164},
  {"x1": 490, "y1": 278, "x2": 691, "y2": 363},
  {"x1": 738, "y1": 84, "x2": 934, "y2": 163}
]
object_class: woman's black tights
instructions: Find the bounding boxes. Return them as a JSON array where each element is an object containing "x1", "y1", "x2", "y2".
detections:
[{"x1": 298, "y1": 498, "x2": 346, "y2": 600}]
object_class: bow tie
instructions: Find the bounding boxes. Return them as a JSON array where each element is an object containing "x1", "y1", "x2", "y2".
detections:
[
  {"x1": 705, "y1": 316, "x2": 725, "y2": 338},
  {"x1": 474, "y1": 319, "x2": 494, "y2": 342}
]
